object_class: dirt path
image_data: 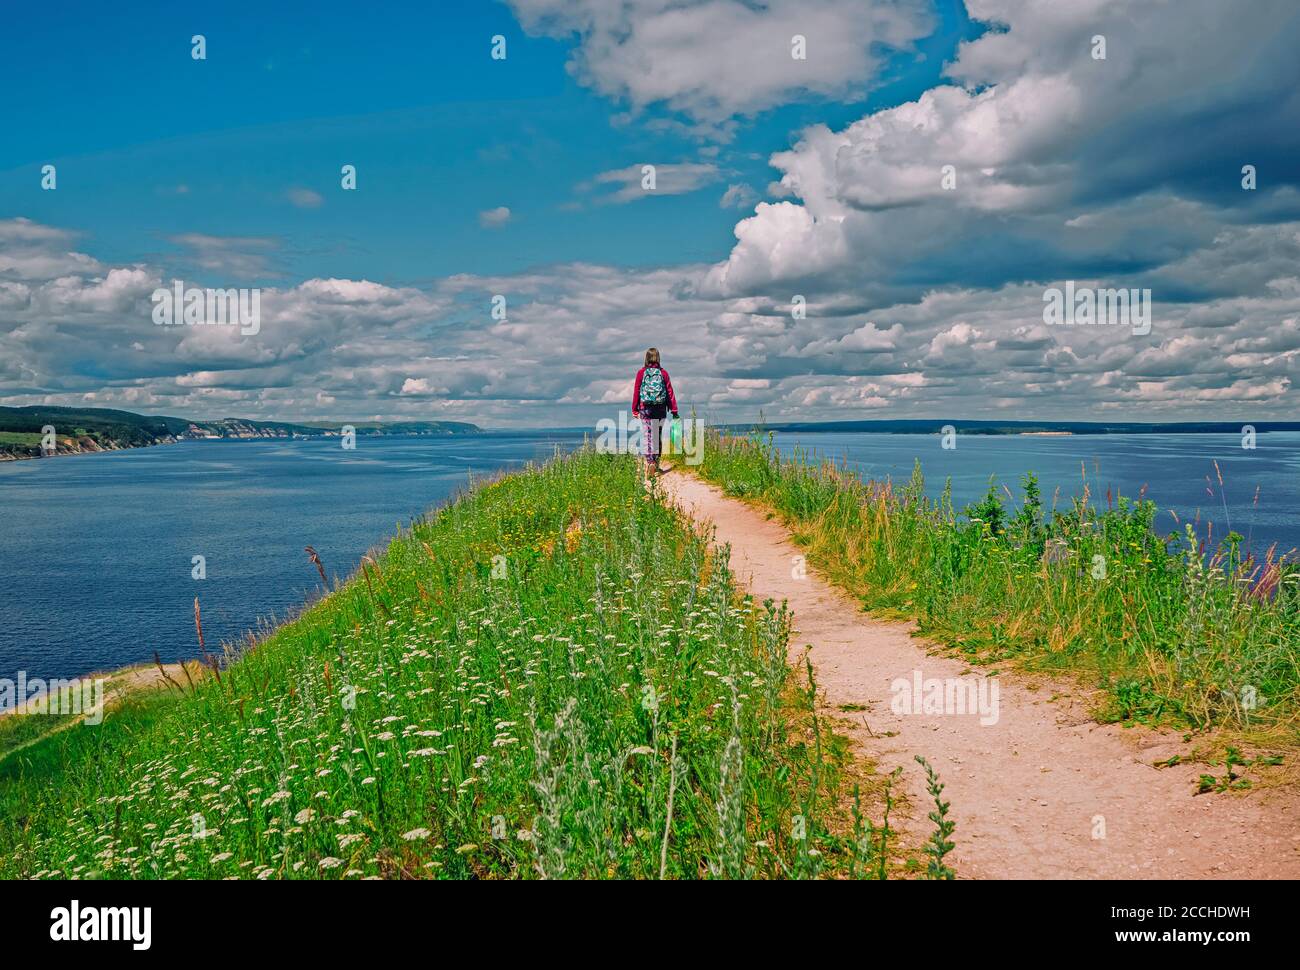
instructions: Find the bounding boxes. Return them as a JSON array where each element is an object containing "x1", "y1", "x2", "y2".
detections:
[
  {"x1": 0, "y1": 663, "x2": 191, "y2": 721},
  {"x1": 660, "y1": 471, "x2": 1300, "y2": 879}
]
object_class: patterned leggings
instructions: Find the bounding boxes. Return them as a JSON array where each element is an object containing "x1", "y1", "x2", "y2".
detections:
[{"x1": 641, "y1": 414, "x2": 663, "y2": 462}]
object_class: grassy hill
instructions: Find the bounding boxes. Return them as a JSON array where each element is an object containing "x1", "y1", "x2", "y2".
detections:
[
  {"x1": 0, "y1": 450, "x2": 904, "y2": 880},
  {"x1": 0, "y1": 405, "x2": 193, "y2": 446}
]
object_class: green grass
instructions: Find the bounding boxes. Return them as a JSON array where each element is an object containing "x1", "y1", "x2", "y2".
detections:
[
  {"x1": 0, "y1": 711, "x2": 81, "y2": 759},
  {"x1": 0, "y1": 448, "x2": 915, "y2": 879},
  {"x1": 0, "y1": 431, "x2": 44, "y2": 447},
  {"x1": 698, "y1": 431, "x2": 1300, "y2": 741}
]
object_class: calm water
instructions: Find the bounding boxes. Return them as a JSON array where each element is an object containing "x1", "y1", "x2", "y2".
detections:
[
  {"x1": 0, "y1": 433, "x2": 584, "y2": 683},
  {"x1": 1, "y1": 430, "x2": 1297, "y2": 684},
  {"x1": 775, "y1": 430, "x2": 1300, "y2": 556}
]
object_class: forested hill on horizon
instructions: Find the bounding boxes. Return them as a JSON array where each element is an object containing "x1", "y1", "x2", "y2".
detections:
[{"x1": 0, "y1": 405, "x2": 481, "y2": 460}]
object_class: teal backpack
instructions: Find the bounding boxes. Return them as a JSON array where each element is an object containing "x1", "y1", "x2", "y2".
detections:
[{"x1": 639, "y1": 366, "x2": 667, "y2": 407}]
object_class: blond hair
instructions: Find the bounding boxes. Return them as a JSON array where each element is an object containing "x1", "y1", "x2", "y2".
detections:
[{"x1": 644, "y1": 347, "x2": 661, "y2": 367}]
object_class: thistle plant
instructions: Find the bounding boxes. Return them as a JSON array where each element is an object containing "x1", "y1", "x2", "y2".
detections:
[{"x1": 915, "y1": 756, "x2": 956, "y2": 880}]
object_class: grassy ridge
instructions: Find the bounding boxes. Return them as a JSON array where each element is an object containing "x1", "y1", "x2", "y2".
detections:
[
  {"x1": 0, "y1": 449, "x2": 917, "y2": 879},
  {"x1": 700, "y1": 432, "x2": 1300, "y2": 740}
]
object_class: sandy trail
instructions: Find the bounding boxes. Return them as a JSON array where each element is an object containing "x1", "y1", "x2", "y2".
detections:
[
  {"x1": 0, "y1": 663, "x2": 190, "y2": 720},
  {"x1": 660, "y1": 471, "x2": 1300, "y2": 879}
]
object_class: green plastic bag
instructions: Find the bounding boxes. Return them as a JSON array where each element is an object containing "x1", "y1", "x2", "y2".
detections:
[{"x1": 668, "y1": 417, "x2": 682, "y2": 449}]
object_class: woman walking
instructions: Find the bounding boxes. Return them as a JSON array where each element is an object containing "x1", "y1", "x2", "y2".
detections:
[{"x1": 630, "y1": 347, "x2": 678, "y2": 478}]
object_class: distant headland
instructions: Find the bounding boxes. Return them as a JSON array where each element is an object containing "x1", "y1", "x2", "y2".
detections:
[{"x1": 0, "y1": 405, "x2": 481, "y2": 461}]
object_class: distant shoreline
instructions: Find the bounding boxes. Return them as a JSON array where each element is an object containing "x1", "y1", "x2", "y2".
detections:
[
  {"x1": 0, "y1": 405, "x2": 483, "y2": 462},
  {"x1": 0, "y1": 434, "x2": 173, "y2": 462},
  {"x1": 726, "y1": 419, "x2": 1300, "y2": 437},
  {"x1": 0, "y1": 430, "x2": 489, "y2": 463},
  {"x1": 5, "y1": 411, "x2": 1297, "y2": 463}
]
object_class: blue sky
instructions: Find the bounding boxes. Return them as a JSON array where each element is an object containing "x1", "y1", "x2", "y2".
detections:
[
  {"x1": 1, "y1": 0, "x2": 979, "y2": 283},
  {"x1": 1, "y1": 1, "x2": 1298, "y2": 426}
]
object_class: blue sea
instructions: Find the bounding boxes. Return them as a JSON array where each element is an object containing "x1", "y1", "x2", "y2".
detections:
[
  {"x1": 0, "y1": 433, "x2": 584, "y2": 684},
  {"x1": 1, "y1": 429, "x2": 1297, "y2": 683}
]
